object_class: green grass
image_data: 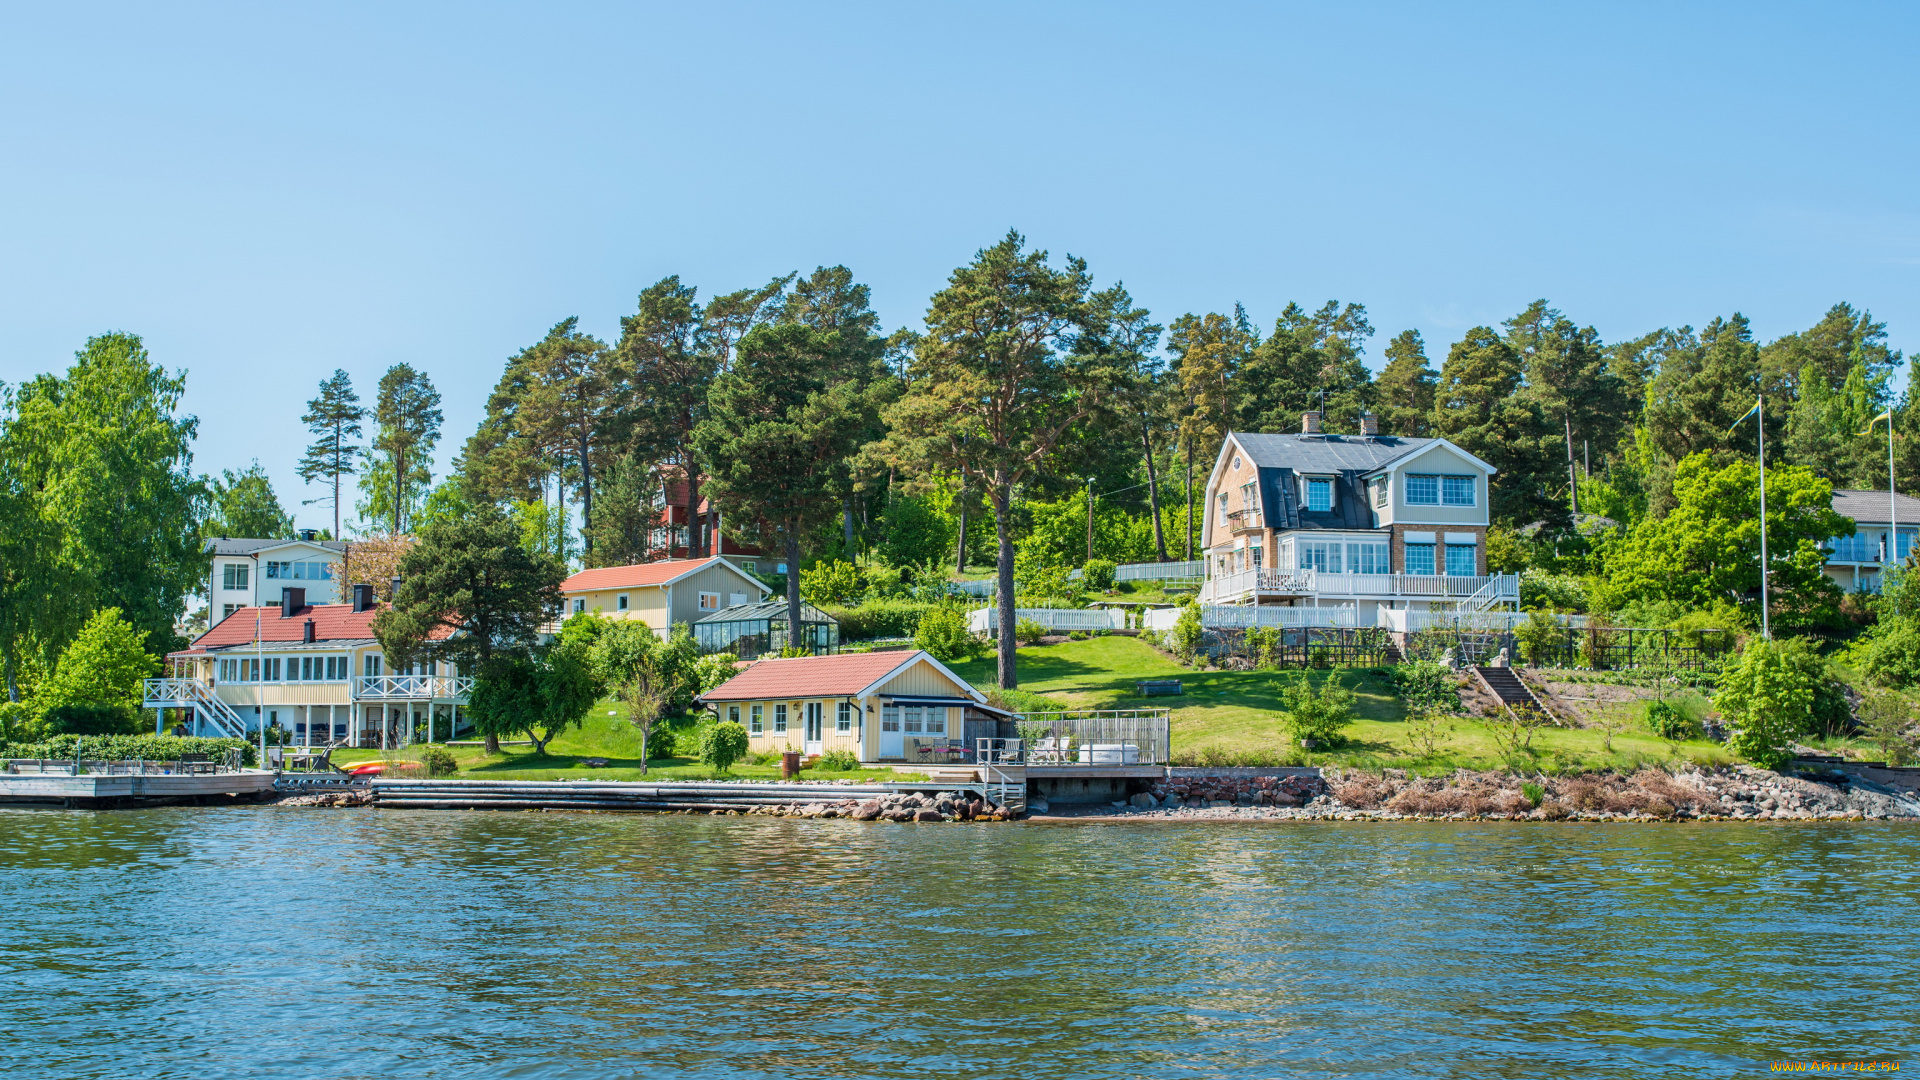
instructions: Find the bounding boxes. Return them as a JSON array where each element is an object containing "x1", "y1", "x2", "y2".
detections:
[
  {"x1": 334, "y1": 709, "x2": 919, "y2": 783},
  {"x1": 954, "y1": 635, "x2": 1743, "y2": 774}
]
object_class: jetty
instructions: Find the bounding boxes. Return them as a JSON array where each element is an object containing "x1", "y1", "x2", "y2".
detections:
[
  {"x1": 372, "y1": 776, "x2": 1025, "y2": 813},
  {"x1": 1, "y1": 760, "x2": 277, "y2": 808}
]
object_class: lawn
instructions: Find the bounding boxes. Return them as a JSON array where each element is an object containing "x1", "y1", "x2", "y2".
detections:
[
  {"x1": 953, "y1": 635, "x2": 1743, "y2": 775},
  {"x1": 334, "y1": 709, "x2": 920, "y2": 783}
]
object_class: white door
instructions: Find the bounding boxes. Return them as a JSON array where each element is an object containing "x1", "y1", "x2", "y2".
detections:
[
  {"x1": 804, "y1": 701, "x2": 824, "y2": 756},
  {"x1": 879, "y1": 705, "x2": 902, "y2": 759}
]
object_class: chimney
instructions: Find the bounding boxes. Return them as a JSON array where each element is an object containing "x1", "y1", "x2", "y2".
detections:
[
  {"x1": 280, "y1": 587, "x2": 305, "y2": 618},
  {"x1": 390, "y1": 577, "x2": 403, "y2": 601},
  {"x1": 352, "y1": 583, "x2": 374, "y2": 613},
  {"x1": 303, "y1": 619, "x2": 316, "y2": 644},
  {"x1": 1359, "y1": 412, "x2": 1378, "y2": 437},
  {"x1": 1302, "y1": 411, "x2": 1323, "y2": 435},
  {"x1": 299, "y1": 528, "x2": 318, "y2": 542}
]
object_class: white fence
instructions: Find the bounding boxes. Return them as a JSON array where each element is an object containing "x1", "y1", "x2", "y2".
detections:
[
  {"x1": 1142, "y1": 605, "x2": 1359, "y2": 632},
  {"x1": 1114, "y1": 560, "x2": 1205, "y2": 582},
  {"x1": 952, "y1": 580, "x2": 996, "y2": 597},
  {"x1": 1382, "y1": 609, "x2": 1588, "y2": 633},
  {"x1": 969, "y1": 607, "x2": 1128, "y2": 633},
  {"x1": 1201, "y1": 569, "x2": 1519, "y2": 605}
]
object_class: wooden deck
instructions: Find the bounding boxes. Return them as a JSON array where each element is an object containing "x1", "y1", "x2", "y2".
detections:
[{"x1": 0, "y1": 769, "x2": 278, "y2": 807}]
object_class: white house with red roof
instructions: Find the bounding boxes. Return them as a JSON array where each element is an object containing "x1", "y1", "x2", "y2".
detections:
[
  {"x1": 698, "y1": 649, "x2": 1010, "y2": 764},
  {"x1": 147, "y1": 583, "x2": 464, "y2": 750},
  {"x1": 557, "y1": 556, "x2": 768, "y2": 637}
]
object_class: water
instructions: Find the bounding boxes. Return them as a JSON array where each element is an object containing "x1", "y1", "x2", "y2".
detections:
[{"x1": 2, "y1": 809, "x2": 1915, "y2": 1079}]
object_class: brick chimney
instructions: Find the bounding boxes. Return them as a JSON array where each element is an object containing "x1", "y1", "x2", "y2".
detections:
[
  {"x1": 1302, "y1": 411, "x2": 1323, "y2": 435},
  {"x1": 280, "y1": 587, "x2": 305, "y2": 618},
  {"x1": 1359, "y1": 412, "x2": 1378, "y2": 437},
  {"x1": 302, "y1": 619, "x2": 316, "y2": 644}
]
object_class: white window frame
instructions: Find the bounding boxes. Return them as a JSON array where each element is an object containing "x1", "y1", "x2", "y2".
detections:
[
  {"x1": 572, "y1": 599, "x2": 585, "y2": 614},
  {"x1": 925, "y1": 708, "x2": 947, "y2": 737},
  {"x1": 750, "y1": 704, "x2": 764, "y2": 735},
  {"x1": 222, "y1": 563, "x2": 249, "y2": 590},
  {"x1": 1442, "y1": 475, "x2": 1476, "y2": 507},
  {"x1": 1404, "y1": 542, "x2": 1437, "y2": 575},
  {"x1": 617, "y1": 593, "x2": 629, "y2": 611},
  {"x1": 1373, "y1": 478, "x2": 1388, "y2": 508},
  {"x1": 836, "y1": 701, "x2": 853, "y2": 733},
  {"x1": 773, "y1": 703, "x2": 788, "y2": 734},
  {"x1": 1305, "y1": 477, "x2": 1333, "y2": 512},
  {"x1": 1405, "y1": 474, "x2": 1440, "y2": 505},
  {"x1": 698, "y1": 591, "x2": 721, "y2": 611}
]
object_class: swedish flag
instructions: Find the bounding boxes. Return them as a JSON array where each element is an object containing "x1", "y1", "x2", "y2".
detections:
[{"x1": 1728, "y1": 399, "x2": 1760, "y2": 432}]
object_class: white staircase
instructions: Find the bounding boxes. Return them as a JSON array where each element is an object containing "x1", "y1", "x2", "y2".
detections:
[
  {"x1": 1459, "y1": 573, "x2": 1521, "y2": 612},
  {"x1": 142, "y1": 679, "x2": 249, "y2": 739}
]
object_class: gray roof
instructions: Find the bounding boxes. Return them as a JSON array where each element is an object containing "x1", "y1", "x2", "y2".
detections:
[
  {"x1": 695, "y1": 600, "x2": 838, "y2": 625},
  {"x1": 1231, "y1": 432, "x2": 1435, "y2": 474},
  {"x1": 204, "y1": 537, "x2": 348, "y2": 555},
  {"x1": 1831, "y1": 489, "x2": 1920, "y2": 525}
]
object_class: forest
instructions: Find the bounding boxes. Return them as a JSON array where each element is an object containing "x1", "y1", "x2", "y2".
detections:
[{"x1": 5, "y1": 229, "x2": 1920, "y2": 711}]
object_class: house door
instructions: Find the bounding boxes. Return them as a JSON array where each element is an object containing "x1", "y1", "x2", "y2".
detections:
[
  {"x1": 879, "y1": 705, "x2": 902, "y2": 759},
  {"x1": 804, "y1": 701, "x2": 824, "y2": 755}
]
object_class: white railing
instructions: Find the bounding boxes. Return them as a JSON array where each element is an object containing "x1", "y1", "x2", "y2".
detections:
[
  {"x1": 968, "y1": 607, "x2": 1127, "y2": 633},
  {"x1": 952, "y1": 579, "x2": 996, "y2": 597},
  {"x1": 1114, "y1": 560, "x2": 1205, "y2": 582},
  {"x1": 978, "y1": 708, "x2": 1172, "y2": 766},
  {"x1": 1143, "y1": 605, "x2": 1358, "y2": 631},
  {"x1": 141, "y1": 678, "x2": 250, "y2": 739},
  {"x1": 1199, "y1": 568, "x2": 1317, "y2": 602},
  {"x1": 1379, "y1": 608, "x2": 1586, "y2": 633},
  {"x1": 353, "y1": 675, "x2": 474, "y2": 700},
  {"x1": 1202, "y1": 570, "x2": 1520, "y2": 603}
]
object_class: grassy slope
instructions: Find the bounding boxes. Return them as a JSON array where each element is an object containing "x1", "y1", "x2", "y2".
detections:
[
  {"x1": 334, "y1": 710, "x2": 919, "y2": 783},
  {"x1": 953, "y1": 635, "x2": 1741, "y2": 774}
]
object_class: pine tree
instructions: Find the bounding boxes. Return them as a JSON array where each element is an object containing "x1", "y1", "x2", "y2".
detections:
[
  {"x1": 365, "y1": 364, "x2": 442, "y2": 535},
  {"x1": 1375, "y1": 329, "x2": 1436, "y2": 437},
  {"x1": 207, "y1": 461, "x2": 294, "y2": 538},
  {"x1": 296, "y1": 369, "x2": 364, "y2": 538}
]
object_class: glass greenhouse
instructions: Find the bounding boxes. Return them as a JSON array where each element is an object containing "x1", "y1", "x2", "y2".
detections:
[{"x1": 693, "y1": 601, "x2": 839, "y2": 659}]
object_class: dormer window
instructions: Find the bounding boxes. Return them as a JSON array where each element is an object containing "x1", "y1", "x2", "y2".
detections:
[{"x1": 1305, "y1": 478, "x2": 1332, "y2": 513}]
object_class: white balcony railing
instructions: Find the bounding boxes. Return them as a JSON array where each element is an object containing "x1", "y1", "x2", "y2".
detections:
[
  {"x1": 1201, "y1": 570, "x2": 1519, "y2": 605},
  {"x1": 353, "y1": 675, "x2": 474, "y2": 701}
]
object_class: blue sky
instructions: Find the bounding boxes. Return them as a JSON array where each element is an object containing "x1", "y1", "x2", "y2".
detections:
[{"x1": 3, "y1": 2, "x2": 1916, "y2": 532}]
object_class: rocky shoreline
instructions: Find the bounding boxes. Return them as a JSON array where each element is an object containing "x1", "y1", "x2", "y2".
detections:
[{"x1": 1034, "y1": 765, "x2": 1920, "y2": 823}]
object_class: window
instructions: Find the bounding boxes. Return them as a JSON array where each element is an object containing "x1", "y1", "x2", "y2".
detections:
[
  {"x1": 264, "y1": 658, "x2": 281, "y2": 681},
  {"x1": 1232, "y1": 455, "x2": 1241, "y2": 471},
  {"x1": 1346, "y1": 543, "x2": 1390, "y2": 574},
  {"x1": 728, "y1": 706, "x2": 740, "y2": 729},
  {"x1": 1406, "y1": 474, "x2": 1439, "y2": 505},
  {"x1": 572, "y1": 599, "x2": 585, "y2": 614},
  {"x1": 750, "y1": 704, "x2": 764, "y2": 734},
  {"x1": 773, "y1": 704, "x2": 788, "y2": 734},
  {"x1": 836, "y1": 702, "x2": 852, "y2": 733},
  {"x1": 925, "y1": 708, "x2": 946, "y2": 736},
  {"x1": 698, "y1": 592, "x2": 720, "y2": 611},
  {"x1": 1239, "y1": 481, "x2": 1258, "y2": 511},
  {"x1": 903, "y1": 706, "x2": 923, "y2": 734},
  {"x1": 327, "y1": 656, "x2": 346, "y2": 680},
  {"x1": 1299, "y1": 541, "x2": 1341, "y2": 573},
  {"x1": 740, "y1": 561, "x2": 756, "y2": 574},
  {"x1": 1442, "y1": 475, "x2": 1475, "y2": 506},
  {"x1": 1217, "y1": 492, "x2": 1228, "y2": 522},
  {"x1": 222, "y1": 604, "x2": 239, "y2": 621},
  {"x1": 363, "y1": 655, "x2": 382, "y2": 677},
  {"x1": 265, "y1": 560, "x2": 332, "y2": 581},
  {"x1": 1251, "y1": 545, "x2": 1263, "y2": 569},
  {"x1": 1445, "y1": 543, "x2": 1477, "y2": 576},
  {"x1": 222, "y1": 563, "x2": 249, "y2": 590},
  {"x1": 617, "y1": 594, "x2": 629, "y2": 611},
  {"x1": 1374, "y1": 478, "x2": 1387, "y2": 508},
  {"x1": 1405, "y1": 543, "x2": 1436, "y2": 575},
  {"x1": 1306, "y1": 478, "x2": 1332, "y2": 512},
  {"x1": 881, "y1": 706, "x2": 900, "y2": 733}
]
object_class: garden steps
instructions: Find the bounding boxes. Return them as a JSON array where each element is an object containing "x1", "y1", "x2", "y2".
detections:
[{"x1": 1473, "y1": 665, "x2": 1565, "y2": 726}]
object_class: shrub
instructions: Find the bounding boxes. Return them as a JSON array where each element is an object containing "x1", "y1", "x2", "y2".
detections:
[
  {"x1": 1715, "y1": 638, "x2": 1822, "y2": 769},
  {"x1": 985, "y1": 687, "x2": 1070, "y2": 714},
  {"x1": 700, "y1": 721, "x2": 750, "y2": 775},
  {"x1": 914, "y1": 602, "x2": 981, "y2": 662},
  {"x1": 419, "y1": 746, "x2": 459, "y2": 777},
  {"x1": 1520, "y1": 569, "x2": 1590, "y2": 612},
  {"x1": 1391, "y1": 660, "x2": 1461, "y2": 713},
  {"x1": 1068, "y1": 630, "x2": 1089, "y2": 641},
  {"x1": 1643, "y1": 699, "x2": 1699, "y2": 741},
  {"x1": 1015, "y1": 618, "x2": 1048, "y2": 645},
  {"x1": 1082, "y1": 559, "x2": 1117, "y2": 591},
  {"x1": 1276, "y1": 673, "x2": 1356, "y2": 746},
  {"x1": 824, "y1": 600, "x2": 930, "y2": 641},
  {"x1": 40, "y1": 702, "x2": 141, "y2": 736},
  {"x1": 1170, "y1": 604, "x2": 1204, "y2": 659},
  {"x1": 1520, "y1": 781, "x2": 1545, "y2": 808},
  {"x1": 1516, "y1": 611, "x2": 1561, "y2": 667},
  {"x1": 1244, "y1": 626, "x2": 1283, "y2": 668},
  {"x1": 1856, "y1": 690, "x2": 1917, "y2": 766},
  {"x1": 799, "y1": 560, "x2": 865, "y2": 607},
  {"x1": 816, "y1": 748, "x2": 860, "y2": 771},
  {"x1": 0, "y1": 734, "x2": 255, "y2": 767}
]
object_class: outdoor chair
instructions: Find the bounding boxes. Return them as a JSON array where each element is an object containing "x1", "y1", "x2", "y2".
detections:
[{"x1": 267, "y1": 746, "x2": 285, "y2": 770}]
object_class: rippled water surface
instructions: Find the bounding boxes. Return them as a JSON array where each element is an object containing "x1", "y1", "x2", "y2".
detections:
[{"x1": 2, "y1": 808, "x2": 1916, "y2": 1078}]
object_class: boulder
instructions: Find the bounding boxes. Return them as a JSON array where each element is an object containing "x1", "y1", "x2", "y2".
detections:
[
  {"x1": 1027, "y1": 796, "x2": 1050, "y2": 815},
  {"x1": 883, "y1": 809, "x2": 916, "y2": 822},
  {"x1": 851, "y1": 800, "x2": 883, "y2": 821},
  {"x1": 1270, "y1": 791, "x2": 1302, "y2": 807},
  {"x1": 913, "y1": 809, "x2": 945, "y2": 823},
  {"x1": 1129, "y1": 792, "x2": 1157, "y2": 809}
]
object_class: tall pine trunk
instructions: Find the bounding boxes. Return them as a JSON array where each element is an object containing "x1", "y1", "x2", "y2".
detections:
[
  {"x1": 1184, "y1": 436, "x2": 1194, "y2": 561},
  {"x1": 1143, "y1": 421, "x2": 1167, "y2": 561},
  {"x1": 955, "y1": 475, "x2": 969, "y2": 575},
  {"x1": 992, "y1": 474, "x2": 1017, "y2": 690},
  {"x1": 579, "y1": 431, "x2": 594, "y2": 558},
  {"x1": 684, "y1": 451, "x2": 703, "y2": 558},
  {"x1": 784, "y1": 528, "x2": 803, "y2": 652}
]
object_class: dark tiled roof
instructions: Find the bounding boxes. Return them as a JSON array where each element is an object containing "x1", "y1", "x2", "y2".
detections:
[
  {"x1": 203, "y1": 537, "x2": 348, "y2": 555},
  {"x1": 1232, "y1": 432, "x2": 1434, "y2": 474},
  {"x1": 1831, "y1": 489, "x2": 1920, "y2": 525}
]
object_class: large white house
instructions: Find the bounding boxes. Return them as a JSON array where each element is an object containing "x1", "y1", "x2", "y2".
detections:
[
  {"x1": 206, "y1": 534, "x2": 346, "y2": 624},
  {"x1": 1197, "y1": 411, "x2": 1518, "y2": 622},
  {"x1": 1824, "y1": 489, "x2": 1920, "y2": 593}
]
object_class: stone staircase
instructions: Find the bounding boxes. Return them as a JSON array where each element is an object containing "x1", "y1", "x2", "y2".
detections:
[{"x1": 1473, "y1": 665, "x2": 1561, "y2": 725}]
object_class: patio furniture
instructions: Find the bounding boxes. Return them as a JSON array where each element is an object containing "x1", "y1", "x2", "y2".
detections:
[
  {"x1": 176, "y1": 753, "x2": 214, "y2": 775},
  {"x1": 267, "y1": 746, "x2": 285, "y2": 770},
  {"x1": 1135, "y1": 679, "x2": 1184, "y2": 697}
]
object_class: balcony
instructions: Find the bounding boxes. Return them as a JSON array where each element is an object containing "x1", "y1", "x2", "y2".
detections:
[
  {"x1": 1201, "y1": 568, "x2": 1519, "y2": 606},
  {"x1": 353, "y1": 675, "x2": 473, "y2": 702},
  {"x1": 1225, "y1": 508, "x2": 1265, "y2": 534}
]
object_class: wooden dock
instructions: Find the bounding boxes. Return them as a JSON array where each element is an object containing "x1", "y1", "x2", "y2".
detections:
[
  {"x1": 372, "y1": 777, "x2": 1015, "y2": 812},
  {"x1": 0, "y1": 769, "x2": 278, "y2": 808}
]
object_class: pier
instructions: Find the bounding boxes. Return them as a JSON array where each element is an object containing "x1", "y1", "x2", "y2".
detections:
[{"x1": 0, "y1": 760, "x2": 278, "y2": 808}]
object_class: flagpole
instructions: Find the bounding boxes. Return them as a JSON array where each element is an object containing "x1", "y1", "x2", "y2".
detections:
[
  {"x1": 1758, "y1": 396, "x2": 1769, "y2": 641},
  {"x1": 1863, "y1": 409, "x2": 1897, "y2": 576}
]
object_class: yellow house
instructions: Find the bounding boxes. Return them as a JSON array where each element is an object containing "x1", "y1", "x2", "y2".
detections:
[
  {"x1": 697, "y1": 650, "x2": 1012, "y2": 765},
  {"x1": 557, "y1": 557, "x2": 768, "y2": 636}
]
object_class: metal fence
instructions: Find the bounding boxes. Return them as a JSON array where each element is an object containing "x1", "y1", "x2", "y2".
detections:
[
  {"x1": 1206, "y1": 625, "x2": 1395, "y2": 668},
  {"x1": 1514, "y1": 625, "x2": 1735, "y2": 671}
]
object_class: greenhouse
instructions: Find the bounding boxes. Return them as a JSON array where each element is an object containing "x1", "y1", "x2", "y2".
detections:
[{"x1": 693, "y1": 601, "x2": 840, "y2": 659}]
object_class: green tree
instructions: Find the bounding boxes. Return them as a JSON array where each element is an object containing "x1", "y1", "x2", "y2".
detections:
[
  {"x1": 1715, "y1": 638, "x2": 1821, "y2": 769},
  {"x1": 371, "y1": 505, "x2": 565, "y2": 752},
  {"x1": 34, "y1": 607, "x2": 158, "y2": 720},
  {"x1": 1597, "y1": 452, "x2": 1849, "y2": 623},
  {"x1": 580, "y1": 450, "x2": 660, "y2": 567},
  {"x1": 1429, "y1": 326, "x2": 1559, "y2": 526},
  {"x1": 1277, "y1": 671, "x2": 1356, "y2": 746},
  {"x1": 206, "y1": 461, "x2": 294, "y2": 539},
  {"x1": 1375, "y1": 329, "x2": 1436, "y2": 438},
  {"x1": 1239, "y1": 301, "x2": 1375, "y2": 434},
  {"x1": 1504, "y1": 300, "x2": 1630, "y2": 471},
  {"x1": 800, "y1": 560, "x2": 864, "y2": 607},
  {"x1": 914, "y1": 601, "x2": 980, "y2": 662},
  {"x1": 878, "y1": 231, "x2": 1105, "y2": 688},
  {"x1": 700, "y1": 720, "x2": 750, "y2": 774},
  {"x1": 873, "y1": 494, "x2": 953, "y2": 570},
  {"x1": 297, "y1": 369, "x2": 365, "y2": 539},
  {"x1": 364, "y1": 363, "x2": 443, "y2": 535},
  {"x1": 1, "y1": 332, "x2": 203, "y2": 668},
  {"x1": 1640, "y1": 316, "x2": 1767, "y2": 513}
]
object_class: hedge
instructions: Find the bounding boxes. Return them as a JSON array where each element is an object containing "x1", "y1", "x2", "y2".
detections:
[
  {"x1": 823, "y1": 600, "x2": 933, "y2": 641},
  {"x1": 0, "y1": 734, "x2": 257, "y2": 767}
]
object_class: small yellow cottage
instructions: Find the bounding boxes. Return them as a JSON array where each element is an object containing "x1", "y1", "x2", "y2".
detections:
[{"x1": 697, "y1": 650, "x2": 1011, "y2": 766}]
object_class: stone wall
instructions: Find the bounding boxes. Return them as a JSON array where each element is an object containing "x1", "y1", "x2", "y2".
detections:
[{"x1": 1148, "y1": 773, "x2": 1326, "y2": 809}]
